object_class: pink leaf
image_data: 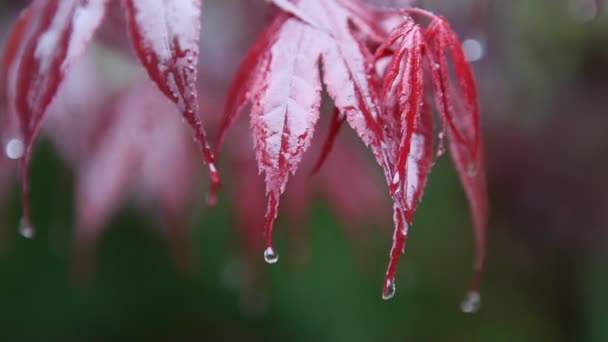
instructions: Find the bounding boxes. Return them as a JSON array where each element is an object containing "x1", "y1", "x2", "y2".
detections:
[
  {"x1": 409, "y1": 8, "x2": 487, "y2": 297},
  {"x1": 249, "y1": 17, "x2": 324, "y2": 252},
  {"x1": 124, "y1": 0, "x2": 220, "y2": 185},
  {"x1": 219, "y1": 0, "x2": 388, "y2": 260},
  {"x1": 2, "y1": 0, "x2": 107, "y2": 232},
  {"x1": 378, "y1": 22, "x2": 424, "y2": 196},
  {"x1": 424, "y1": 14, "x2": 480, "y2": 166}
]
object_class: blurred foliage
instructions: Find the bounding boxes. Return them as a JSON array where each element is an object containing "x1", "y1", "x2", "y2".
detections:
[{"x1": 0, "y1": 141, "x2": 560, "y2": 341}]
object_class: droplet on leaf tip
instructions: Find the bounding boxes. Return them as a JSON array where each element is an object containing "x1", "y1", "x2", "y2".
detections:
[
  {"x1": 460, "y1": 291, "x2": 481, "y2": 313},
  {"x1": 19, "y1": 218, "x2": 35, "y2": 239},
  {"x1": 5, "y1": 139, "x2": 24, "y2": 160},
  {"x1": 263, "y1": 247, "x2": 278, "y2": 264},
  {"x1": 382, "y1": 278, "x2": 396, "y2": 300}
]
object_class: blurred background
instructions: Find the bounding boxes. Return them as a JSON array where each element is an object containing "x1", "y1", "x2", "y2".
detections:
[{"x1": 0, "y1": 0, "x2": 607, "y2": 341}]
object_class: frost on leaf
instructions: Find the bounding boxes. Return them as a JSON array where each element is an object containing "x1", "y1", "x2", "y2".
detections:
[
  {"x1": 1, "y1": 0, "x2": 221, "y2": 234},
  {"x1": 218, "y1": 0, "x2": 488, "y2": 300},
  {"x1": 1, "y1": 0, "x2": 107, "y2": 231},
  {"x1": 216, "y1": 0, "x2": 388, "y2": 259},
  {"x1": 124, "y1": 0, "x2": 220, "y2": 185}
]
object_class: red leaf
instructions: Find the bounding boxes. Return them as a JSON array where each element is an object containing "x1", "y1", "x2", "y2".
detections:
[
  {"x1": 124, "y1": 0, "x2": 220, "y2": 185},
  {"x1": 215, "y1": 14, "x2": 288, "y2": 149},
  {"x1": 423, "y1": 13, "x2": 487, "y2": 297},
  {"x1": 424, "y1": 14, "x2": 480, "y2": 166},
  {"x1": 376, "y1": 21, "x2": 425, "y2": 196},
  {"x1": 2, "y1": 0, "x2": 107, "y2": 232},
  {"x1": 218, "y1": 0, "x2": 387, "y2": 259},
  {"x1": 375, "y1": 9, "x2": 486, "y2": 301}
]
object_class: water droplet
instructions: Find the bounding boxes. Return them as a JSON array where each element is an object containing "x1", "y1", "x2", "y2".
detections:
[
  {"x1": 263, "y1": 247, "x2": 278, "y2": 264},
  {"x1": 461, "y1": 291, "x2": 481, "y2": 313},
  {"x1": 462, "y1": 38, "x2": 485, "y2": 62},
  {"x1": 5, "y1": 138, "x2": 24, "y2": 159},
  {"x1": 433, "y1": 63, "x2": 440, "y2": 70},
  {"x1": 19, "y1": 219, "x2": 35, "y2": 239},
  {"x1": 569, "y1": 0, "x2": 598, "y2": 22},
  {"x1": 382, "y1": 279, "x2": 396, "y2": 300},
  {"x1": 467, "y1": 162, "x2": 477, "y2": 177}
]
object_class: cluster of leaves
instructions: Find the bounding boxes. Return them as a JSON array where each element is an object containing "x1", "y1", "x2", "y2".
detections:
[
  {"x1": 1, "y1": 0, "x2": 219, "y2": 233},
  {"x1": 1, "y1": 0, "x2": 487, "y2": 303},
  {"x1": 216, "y1": 0, "x2": 487, "y2": 302}
]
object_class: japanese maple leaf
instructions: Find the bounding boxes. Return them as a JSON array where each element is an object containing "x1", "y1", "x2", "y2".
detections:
[
  {"x1": 217, "y1": 0, "x2": 488, "y2": 305},
  {"x1": 1, "y1": 0, "x2": 218, "y2": 234},
  {"x1": 216, "y1": 0, "x2": 388, "y2": 264}
]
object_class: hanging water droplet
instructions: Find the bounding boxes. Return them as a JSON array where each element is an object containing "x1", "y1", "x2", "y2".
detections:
[
  {"x1": 433, "y1": 63, "x2": 440, "y2": 70},
  {"x1": 460, "y1": 291, "x2": 481, "y2": 313},
  {"x1": 5, "y1": 138, "x2": 24, "y2": 160},
  {"x1": 263, "y1": 247, "x2": 278, "y2": 264},
  {"x1": 19, "y1": 218, "x2": 35, "y2": 239},
  {"x1": 382, "y1": 279, "x2": 396, "y2": 300}
]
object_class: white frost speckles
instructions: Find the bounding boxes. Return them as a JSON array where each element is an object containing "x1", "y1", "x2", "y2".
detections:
[
  {"x1": 166, "y1": 72, "x2": 185, "y2": 110},
  {"x1": 34, "y1": 0, "x2": 106, "y2": 74},
  {"x1": 5, "y1": 139, "x2": 25, "y2": 159},
  {"x1": 263, "y1": 246, "x2": 279, "y2": 264},
  {"x1": 64, "y1": 0, "x2": 106, "y2": 70},
  {"x1": 252, "y1": 20, "x2": 322, "y2": 177},
  {"x1": 129, "y1": 0, "x2": 201, "y2": 62},
  {"x1": 406, "y1": 134, "x2": 423, "y2": 204},
  {"x1": 34, "y1": 1, "x2": 70, "y2": 72}
]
